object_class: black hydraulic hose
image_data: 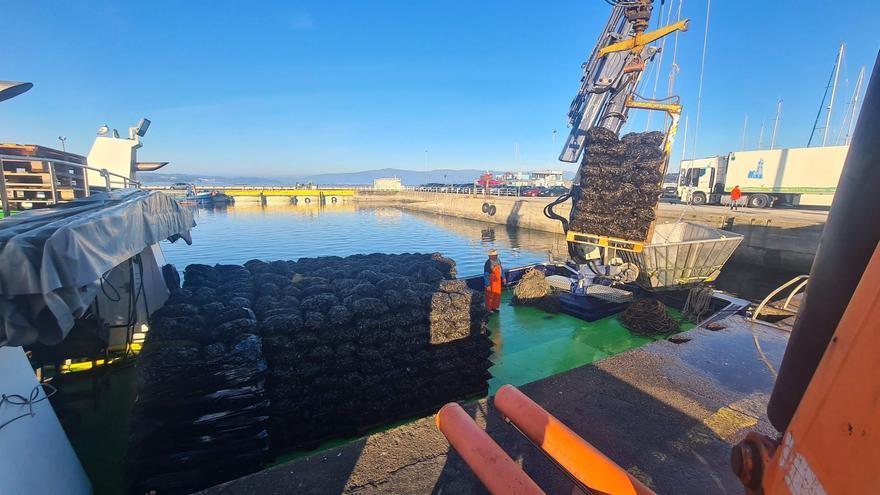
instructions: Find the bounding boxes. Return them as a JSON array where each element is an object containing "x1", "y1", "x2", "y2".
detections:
[
  {"x1": 543, "y1": 188, "x2": 594, "y2": 265},
  {"x1": 543, "y1": 193, "x2": 571, "y2": 233}
]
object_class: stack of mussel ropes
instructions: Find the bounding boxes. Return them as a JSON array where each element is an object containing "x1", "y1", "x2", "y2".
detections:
[
  {"x1": 570, "y1": 126, "x2": 666, "y2": 242},
  {"x1": 127, "y1": 253, "x2": 492, "y2": 494}
]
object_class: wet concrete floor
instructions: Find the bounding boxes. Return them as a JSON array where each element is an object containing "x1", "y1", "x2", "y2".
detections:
[{"x1": 200, "y1": 315, "x2": 788, "y2": 494}]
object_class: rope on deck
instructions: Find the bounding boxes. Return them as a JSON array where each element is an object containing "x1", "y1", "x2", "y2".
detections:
[{"x1": 620, "y1": 298, "x2": 679, "y2": 335}]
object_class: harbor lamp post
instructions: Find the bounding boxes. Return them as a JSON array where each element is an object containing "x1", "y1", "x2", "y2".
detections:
[
  {"x1": 424, "y1": 149, "x2": 429, "y2": 189},
  {"x1": 58, "y1": 136, "x2": 67, "y2": 153},
  {"x1": 0, "y1": 81, "x2": 34, "y2": 218}
]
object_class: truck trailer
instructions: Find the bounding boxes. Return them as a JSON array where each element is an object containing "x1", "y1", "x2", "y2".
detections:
[{"x1": 677, "y1": 145, "x2": 849, "y2": 208}]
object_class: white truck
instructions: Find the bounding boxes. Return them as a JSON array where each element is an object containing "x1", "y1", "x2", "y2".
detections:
[{"x1": 677, "y1": 145, "x2": 849, "y2": 208}]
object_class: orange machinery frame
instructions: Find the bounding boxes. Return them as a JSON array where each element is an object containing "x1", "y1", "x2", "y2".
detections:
[{"x1": 732, "y1": 240, "x2": 880, "y2": 494}]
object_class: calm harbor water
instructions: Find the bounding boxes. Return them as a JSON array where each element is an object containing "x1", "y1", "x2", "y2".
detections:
[
  {"x1": 161, "y1": 201, "x2": 787, "y2": 300},
  {"x1": 162, "y1": 202, "x2": 569, "y2": 277}
]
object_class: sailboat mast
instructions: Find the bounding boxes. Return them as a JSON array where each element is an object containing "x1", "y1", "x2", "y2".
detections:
[
  {"x1": 845, "y1": 66, "x2": 866, "y2": 145},
  {"x1": 758, "y1": 115, "x2": 766, "y2": 150},
  {"x1": 822, "y1": 43, "x2": 845, "y2": 146},
  {"x1": 770, "y1": 100, "x2": 783, "y2": 149},
  {"x1": 740, "y1": 114, "x2": 749, "y2": 150}
]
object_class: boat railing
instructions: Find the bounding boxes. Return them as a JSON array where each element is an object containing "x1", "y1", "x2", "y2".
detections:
[
  {"x1": 0, "y1": 154, "x2": 140, "y2": 216},
  {"x1": 751, "y1": 274, "x2": 810, "y2": 321}
]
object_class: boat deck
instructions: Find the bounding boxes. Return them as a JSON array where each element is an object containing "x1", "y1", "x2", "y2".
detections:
[
  {"x1": 487, "y1": 291, "x2": 692, "y2": 393},
  {"x1": 201, "y1": 313, "x2": 788, "y2": 495}
]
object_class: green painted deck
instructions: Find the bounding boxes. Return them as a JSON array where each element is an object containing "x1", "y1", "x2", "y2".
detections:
[{"x1": 488, "y1": 291, "x2": 693, "y2": 394}]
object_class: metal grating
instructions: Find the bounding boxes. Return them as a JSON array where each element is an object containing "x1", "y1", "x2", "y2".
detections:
[{"x1": 585, "y1": 284, "x2": 634, "y2": 303}]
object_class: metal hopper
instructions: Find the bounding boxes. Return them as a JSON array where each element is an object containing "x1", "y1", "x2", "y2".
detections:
[{"x1": 621, "y1": 222, "x2": 743, "y2": 290}]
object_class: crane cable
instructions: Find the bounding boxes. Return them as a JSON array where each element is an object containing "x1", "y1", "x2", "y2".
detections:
[
  {"x1": 665, "y1": 0, "x2": 684, "y2": 130},
  {"x1": 690, "y1": 0, "x2": 711, "y2": 161},
  {"x1": 645, "y1": 0, "x2": 676, "y2": 130}
]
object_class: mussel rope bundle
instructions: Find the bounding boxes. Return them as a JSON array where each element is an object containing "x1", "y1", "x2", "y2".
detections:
[
  {"x1": 512, "y1": 269, "x2": 551, "y2": 304},
  {"x1": 511, "y1": 269, "x2": 562, "y2": 313},
  {"x1": 619, "y1": 298, "x2": 679, "y2": 335}
]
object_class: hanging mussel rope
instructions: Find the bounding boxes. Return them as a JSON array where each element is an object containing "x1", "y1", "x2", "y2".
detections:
[{"x1": 682, "y1": 286, "x2": 714, "y2": 323}]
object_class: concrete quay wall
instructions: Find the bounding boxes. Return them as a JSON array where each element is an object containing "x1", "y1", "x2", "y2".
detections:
[{"x1": 357, "y1": 192, "x2": 826, "y2": 274}]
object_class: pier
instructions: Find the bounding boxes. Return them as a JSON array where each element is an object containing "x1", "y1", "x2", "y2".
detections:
[
  {"x1": 357, "y1": 191, "x2": 827, "y2": 276},
  {"x1": 144, "y1": 186, "x2": 357, "y2": 204}
]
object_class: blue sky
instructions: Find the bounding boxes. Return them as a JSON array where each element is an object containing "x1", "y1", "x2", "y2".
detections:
[{"x1": 1, "y1": 1, "x2": 877, "y2": 176}]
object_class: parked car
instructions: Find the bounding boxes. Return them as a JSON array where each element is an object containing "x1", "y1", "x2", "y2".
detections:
[
  {"x1": 540, "y1": 186, "x2": 569, "y2": 197},
  {"x1": 662, "y1": 185, "x2": 679, "y2": 198},
  {"x1": 521, "y1": 188, "x2": 543, "y2": 197},
  {"x1": 170, "y1": 182, "x2": 192, "y2": 190}
]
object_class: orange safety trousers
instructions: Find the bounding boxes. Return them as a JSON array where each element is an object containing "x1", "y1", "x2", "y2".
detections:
[{"x1": 485, "y1": 264, "x2": 502, "y2": 311}]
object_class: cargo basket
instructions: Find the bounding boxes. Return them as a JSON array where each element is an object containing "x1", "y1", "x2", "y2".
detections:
[
  {"x1": 620, "y1": 222, "x2": 743, "y2": 290},
  {"x1": 566, "y1": 230, "x2": 645, "y2": 253}
]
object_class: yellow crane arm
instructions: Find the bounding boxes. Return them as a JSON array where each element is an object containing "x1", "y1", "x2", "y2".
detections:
[
  {"x1": 625, "y1": 96, "x2": 682, "y2": 155},
  {"x1": 599, "y1": 19, "x2": 690, "y2": 57}
]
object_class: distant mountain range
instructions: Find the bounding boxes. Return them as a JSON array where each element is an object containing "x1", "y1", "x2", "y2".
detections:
[
  {"x1": 139, "y1": 168, "x2": 576, "y2": 186},
  {"x1": 138, "y1": 173, "x2": 287, "y2": 186}
]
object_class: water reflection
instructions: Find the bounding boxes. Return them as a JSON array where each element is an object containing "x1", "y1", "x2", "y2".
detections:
[
  {"x1": 399, "y1": 209, "x2": 569, "y2": 262},
  {"x1": 166, "y1": 203, "x2": 768, "y2": 299},
  {"x1": 162, "y1": 203, "x2": 566, "y2": 278}
]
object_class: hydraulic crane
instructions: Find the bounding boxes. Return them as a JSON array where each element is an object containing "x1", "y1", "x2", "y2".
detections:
[
  {"x1": 558, "y1": 0, "x2": 687, "y2": 164},
  {"x1": 545, "y1": 0, "x2": 688, "y2": 271}
]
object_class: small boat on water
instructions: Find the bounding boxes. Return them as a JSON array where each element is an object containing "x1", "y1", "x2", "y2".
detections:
[{"x1": 179, "y1": 189, "x2": 234, "y2": 205}]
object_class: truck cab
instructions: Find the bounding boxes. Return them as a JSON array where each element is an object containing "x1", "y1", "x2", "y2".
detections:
[{"x1": 677, "y1": 156, "x2": 727, "y2": 206}]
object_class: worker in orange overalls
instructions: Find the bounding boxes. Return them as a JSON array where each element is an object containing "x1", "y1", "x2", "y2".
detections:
[
  {"x1": 483, "y1": 249, "x2": 507, "y2": 312},
  {"x1": 730, "y1": 185, "x2": 743, "y2": 211}
]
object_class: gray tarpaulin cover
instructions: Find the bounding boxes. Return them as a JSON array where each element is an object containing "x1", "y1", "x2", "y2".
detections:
[{"x1": 0, "y1": 189, "x2": 195, "y2": 347}]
